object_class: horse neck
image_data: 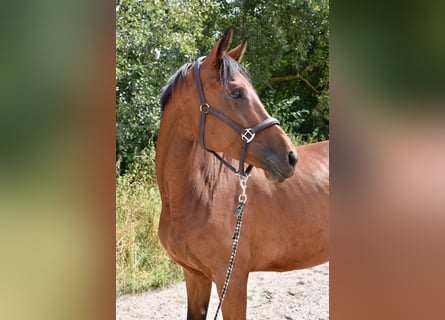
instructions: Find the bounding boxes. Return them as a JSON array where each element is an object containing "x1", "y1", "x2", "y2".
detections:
[{"x1": 156, "y1": 106, "x2": 232, "y2": 209}]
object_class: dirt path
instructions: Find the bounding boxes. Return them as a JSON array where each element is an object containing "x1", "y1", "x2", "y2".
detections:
[{"x1": 117, "y1": 262, "x2": 328, "y2": 320}]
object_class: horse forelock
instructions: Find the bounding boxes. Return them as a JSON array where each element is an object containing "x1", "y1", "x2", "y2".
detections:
[
  {"x1": 159, "y1": 55, "x2": 251, "y2": 113},
  {"x1": 220, "y1": 55, "x2": 252, "y2": 91}
]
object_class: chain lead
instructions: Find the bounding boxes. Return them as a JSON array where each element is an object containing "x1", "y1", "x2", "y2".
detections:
[{"x1": 213, "y1": 175, "x2": 249, "y2": 320}]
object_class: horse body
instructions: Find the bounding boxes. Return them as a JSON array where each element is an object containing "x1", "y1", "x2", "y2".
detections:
[{"x1": 156, "y1": 28, "x2": 328, "y2": 320}]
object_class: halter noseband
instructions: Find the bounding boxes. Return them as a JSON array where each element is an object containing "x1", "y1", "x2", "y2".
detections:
[{"x1": 193, "y1": 57, "x2": 280, "y2": 177}]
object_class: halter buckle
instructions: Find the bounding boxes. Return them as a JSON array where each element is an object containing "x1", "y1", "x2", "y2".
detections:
[{"x1": 241, "y1": 128, "x2": 255, "y2": 143}]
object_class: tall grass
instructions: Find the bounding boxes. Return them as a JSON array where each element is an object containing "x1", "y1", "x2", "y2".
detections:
[{"x1": 116, "y1": 148, "x2": 182, "y2": 296}]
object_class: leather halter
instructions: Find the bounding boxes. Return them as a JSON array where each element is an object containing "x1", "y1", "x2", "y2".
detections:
[{"x1": 193, "y1": 57, "x2": 280, "y2": 177}]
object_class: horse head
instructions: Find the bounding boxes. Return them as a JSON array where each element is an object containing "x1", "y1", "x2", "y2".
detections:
[{"x1": 162, "y1": 27, "x2": 297, "y2": 182}]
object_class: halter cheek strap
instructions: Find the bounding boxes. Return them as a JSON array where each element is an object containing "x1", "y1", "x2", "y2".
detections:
[{"x1": 194, "y1": 57, "x2": 280, "y2": 177}]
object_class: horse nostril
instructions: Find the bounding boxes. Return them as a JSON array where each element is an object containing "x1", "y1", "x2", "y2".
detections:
[{"x1": 288, "y1": 151, "x2": 297, "y2": 167}]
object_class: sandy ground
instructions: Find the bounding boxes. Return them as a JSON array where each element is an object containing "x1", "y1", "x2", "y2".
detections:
[{"x1": 117, "y1": 262, "x2": 328, "y2": 320}]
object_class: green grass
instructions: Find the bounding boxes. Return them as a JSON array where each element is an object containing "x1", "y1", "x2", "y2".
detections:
[{"x1": 116, "y1": 149, "x2": 183, "y2": 296}]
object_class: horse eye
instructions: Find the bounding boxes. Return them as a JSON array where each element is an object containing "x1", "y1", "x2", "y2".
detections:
[{"x1": 231, "y1": 89, "x2": 243, "y2": 99}]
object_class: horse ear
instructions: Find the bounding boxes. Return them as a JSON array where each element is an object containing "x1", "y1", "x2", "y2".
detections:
[
  {"x1": 227, "y1": 37, "x2": 247, "y2": 62},
  {"x1": 205, "y1": 27, "x2": 233, "y2": 67}
]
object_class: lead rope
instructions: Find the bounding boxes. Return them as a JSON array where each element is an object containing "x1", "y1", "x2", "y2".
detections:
[{"x1": 212, "y1": 174, "x2": 249, "y2": 320}]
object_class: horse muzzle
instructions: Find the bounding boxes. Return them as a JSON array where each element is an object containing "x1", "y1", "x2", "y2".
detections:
[{"x1": 262, "y1": 149, "x2": 298, "y2": 183}]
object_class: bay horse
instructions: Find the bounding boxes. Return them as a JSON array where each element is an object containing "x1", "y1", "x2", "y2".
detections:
[{"x1": 156, "y1": 27, "x2": 329, "y2": 320}]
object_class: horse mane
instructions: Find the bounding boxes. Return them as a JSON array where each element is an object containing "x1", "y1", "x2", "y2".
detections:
[{"x1": 160, "y1": 55, "x2": 251, "y2": 112}]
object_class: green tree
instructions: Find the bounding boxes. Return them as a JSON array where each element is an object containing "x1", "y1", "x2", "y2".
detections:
[{"x1": 116, "y1": 0, "x2": 217, "y2": 172}]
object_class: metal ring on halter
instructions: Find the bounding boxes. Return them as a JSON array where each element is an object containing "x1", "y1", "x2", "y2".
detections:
[{"x1": 200, "y1": 103, "x2": 210, "y2": 112}]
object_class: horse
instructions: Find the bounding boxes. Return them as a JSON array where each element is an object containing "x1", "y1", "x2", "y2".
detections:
[{"x1": 155, "y1": 27, "x2": 329, "y2": 320}]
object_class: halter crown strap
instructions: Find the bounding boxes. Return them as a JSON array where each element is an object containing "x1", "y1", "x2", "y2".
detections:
[
  {"x1": 194, "y1": 57, "x2": 279, "y2": 177},
  {"x1": 194, "y1": 56, "x2": 208, "y2": 107}
]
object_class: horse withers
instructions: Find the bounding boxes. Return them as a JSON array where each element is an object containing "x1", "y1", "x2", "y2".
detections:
[{"x1": 156, "y1": 27, "x2": 329, "y2": 320}]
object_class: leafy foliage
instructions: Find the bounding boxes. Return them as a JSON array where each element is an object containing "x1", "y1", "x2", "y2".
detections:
[{"x1": 116, "y1": 0, "x2": 329, "y2": 172}]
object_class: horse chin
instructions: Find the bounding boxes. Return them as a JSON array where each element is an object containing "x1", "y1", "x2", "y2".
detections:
[
  {"x1": 264, "y1": 170, "x2": 284, "y2": 183},
  {"x1": 264, "y1": 168, "x2": 286, "y2": 183},
  {"x1": 261, "y1": 158, "x2": 295, "y2": 183}
]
